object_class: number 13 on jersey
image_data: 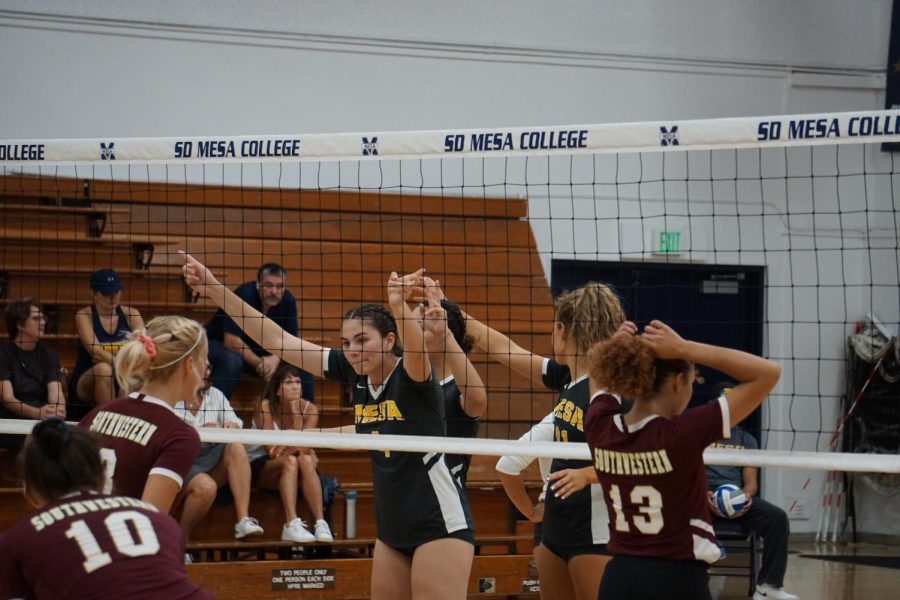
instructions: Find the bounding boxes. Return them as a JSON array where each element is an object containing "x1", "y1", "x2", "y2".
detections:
[{"x1": 608, "y1": 484, "x2": 664, "y2": 534}]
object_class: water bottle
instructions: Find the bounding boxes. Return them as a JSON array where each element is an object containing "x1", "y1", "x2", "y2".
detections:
[{"x1": 345, "y1": 490, "x2": 357, "y2": 539}]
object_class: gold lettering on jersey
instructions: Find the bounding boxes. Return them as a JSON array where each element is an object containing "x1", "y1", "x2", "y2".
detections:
[
  {"x1": 553, "y1": 399, "x2": 584, "y2": 431},
  {"x1": 708, "y1": 442, "x2": 747, "y2": 451},
  {"x1": 593, "y1": 448, "x2": 674, "y2": 476},
  {"x1": 101, "y1": 341, "x2": 124, "y2": 355},
  {"x1": 88, "y1": 411, "x2": 158, "y2": 446},
  {"x1": 29, "y1": 496, "x2": 156, "y2": 532},
  {"x1": 354, "y1": 400, "x2": 404, "y2": 424}
]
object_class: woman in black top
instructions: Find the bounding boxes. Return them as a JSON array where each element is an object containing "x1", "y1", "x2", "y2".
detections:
[{"x1": 183, "y1": 253, "x2": 475, "y2": 600}]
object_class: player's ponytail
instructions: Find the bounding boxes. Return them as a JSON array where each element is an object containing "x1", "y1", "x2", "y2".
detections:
[
  {"x1": 555, "y1": 282, "x2": 626, "y2": 355},
  {"x1": 115, "y1": 315, "x2": 207, "y2": 393},
  {"x1": 589, "y1": 333, "x2": 691, "y2": 400},
  {"x1": 442, "y1": 299, "x2": 474, "y2": 355},
  {"x1": 25, "y1": 418, "x2": 104, "y2": 502}
]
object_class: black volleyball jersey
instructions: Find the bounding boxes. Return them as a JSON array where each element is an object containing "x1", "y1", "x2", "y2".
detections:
[
  {"x1": 541, "y1": 358, "x2": 610, "y2": 549},
  {"x1": 442, "y1": 375, "x2": 480, "y2": 486},
  {"x1": 323, "y1": 349, "x2": 474, "y2": 548}
]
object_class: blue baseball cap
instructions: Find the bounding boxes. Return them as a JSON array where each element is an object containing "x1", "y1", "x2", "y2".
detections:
[{"x1": 90, "y1": 269, "x2": 123, "y2": 294}]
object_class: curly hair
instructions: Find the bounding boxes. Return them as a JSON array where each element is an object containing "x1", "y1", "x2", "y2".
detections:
[
  {"x1": 555, "y1": 282, "x2": 626, "y2": 355},
  {"x1": 588, "y1": 333, "x2": 691, "y2": 400}
]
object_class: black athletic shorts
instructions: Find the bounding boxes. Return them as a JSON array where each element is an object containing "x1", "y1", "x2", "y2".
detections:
[
  {"x1": 598, "y1": 555, "x2": 711, "y2": 600},
  {"x1": 541, "y1": 538, "x2": 608, "y2": 562},
  {"x1": 383, "y1": 528, "x2": 475, "y2": 557}
]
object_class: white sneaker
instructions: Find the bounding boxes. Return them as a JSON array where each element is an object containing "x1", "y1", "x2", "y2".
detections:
[
  {"x1": 234, "y1": 516, "x2": 264, "y2": 539},
  {"x1": 282, "y1": 518, "x2": 316, "y2": 543},
  {"x1": 314, "y1": 519, "x2": 334, "y2": 542},
  {"x1": 754, "y1": 584, "x2": 799, "y2": 600}
]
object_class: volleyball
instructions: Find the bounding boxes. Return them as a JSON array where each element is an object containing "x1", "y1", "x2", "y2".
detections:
[{"x1": 714, "y1": 484, "x2": 749, "y2": 518}]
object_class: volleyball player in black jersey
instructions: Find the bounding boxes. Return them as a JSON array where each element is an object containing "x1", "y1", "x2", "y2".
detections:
[
  {"x1": 461, "y1": 283, "x2": 625, "y2": 600},
  {"x1": 418, "y1": 277, "x2": 486, "y2": 485},
  {"x1": 183, "y1": 254, "x2": 474, "y2": 600}
]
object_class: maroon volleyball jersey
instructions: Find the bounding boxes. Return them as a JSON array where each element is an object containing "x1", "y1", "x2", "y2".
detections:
[
  {"x1": 585, "y1": 393, "x2": 730, "y2": 563},
  {"x1": 0, "y1": 492, "x2": 214, "y2": 599},
  {"x1": 79, "y1": 394, "x2": 200, "y2": 500}
]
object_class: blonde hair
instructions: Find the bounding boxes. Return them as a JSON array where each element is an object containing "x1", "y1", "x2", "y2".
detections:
[
  {"x1": 115, "y1": 315, "x2": 207, "y2": 393},
  {"x1": 554, "y1": 282, "x2": 626, "y2": 355}
]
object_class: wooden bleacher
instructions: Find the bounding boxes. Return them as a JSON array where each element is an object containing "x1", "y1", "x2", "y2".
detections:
[{"x1": 0, "y1": 173, "x2": 552, "y2": 598}]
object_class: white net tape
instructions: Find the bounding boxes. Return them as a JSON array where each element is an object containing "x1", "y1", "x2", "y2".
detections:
[{"x1": 1, "y1": 419, "x2": 898, "y2": 473}]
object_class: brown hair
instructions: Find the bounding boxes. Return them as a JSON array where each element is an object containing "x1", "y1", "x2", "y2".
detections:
[
  {"x1": 589, "y1": 333, "x2": 692, "y2": 400},
  {"x1": 262, "y1": 361, "x2": 304, "y2": 415},
  {"x1": 115, "y1": 315, "x2": 207, "y2": 393},
  {"x1": 555, "y1": 283, "x2": 626, "y2": 355},
  {"x1": 342, "y1": 303, "x2": 402, "y2": 356},
  {"x1": 25, "y1": 418, "x2": 103, "y2": 501},
  {"x1": 4, "y1": 298, "x2": 43, "y2": 339}
]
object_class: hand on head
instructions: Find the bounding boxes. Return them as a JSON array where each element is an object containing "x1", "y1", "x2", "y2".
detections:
[
  {"x1": 615, "y1": 321, "x2": 638, "y2": 338},
  {"x1": 640, "y1": 320, "x2": 687, "y2": 359}
]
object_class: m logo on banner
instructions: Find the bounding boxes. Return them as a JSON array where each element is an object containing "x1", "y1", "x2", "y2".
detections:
[
  {"x1": 100, "y1": 143, "x2": 116, "y2": 160},
  {"x1": 361, "y1": 137, "x2": 378, "y2": 156},
  {"x1": 659, "y1": 126, "x2": 679, "y2": 147}
]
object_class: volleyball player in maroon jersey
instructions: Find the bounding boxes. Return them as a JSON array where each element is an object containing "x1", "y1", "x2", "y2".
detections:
[
  {"x1": 0, "y1": 418, "x2": 213, "y2": 599},
  {"x1": 585, "y1": 320, "x2": 780, "y2": 600},
  {"x1": 80, "y1": 316, "x2": 206, "y2": 513}
]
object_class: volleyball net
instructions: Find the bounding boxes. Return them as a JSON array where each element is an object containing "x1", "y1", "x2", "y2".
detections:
[{"x1": 1, "y1": 110, "x2": 899, "y2": 482}]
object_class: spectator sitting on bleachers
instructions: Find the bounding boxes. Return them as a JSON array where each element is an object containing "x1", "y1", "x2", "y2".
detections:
[
  {"x1": 0, "y1": 299, "x2": 66, "y2": 456},
  {"x1": 204, "y1": 263, "x2": 314, "y2": 402},
  {"x1": 174, "y1": 371, "x2": 264, "y2": 547},
  {"x1": 707, "y1": 382, "x2": 798, "y2": 600},
  {"x1": 69, "y1": 269, "x2": 144, "y2": 417},
  {"x1": 245, "y1": 362, "x2": 333, "y2": 544}
]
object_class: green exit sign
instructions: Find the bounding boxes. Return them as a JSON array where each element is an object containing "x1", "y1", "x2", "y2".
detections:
[{"x1": 655, "y1": 230, "x2": 683, "y2": 255}]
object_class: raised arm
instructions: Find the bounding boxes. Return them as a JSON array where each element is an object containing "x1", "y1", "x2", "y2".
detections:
[
  {"x1": 387, "y1": 269, "x2": 430, "y2": 382},
  {"x1": 459, "y1": 306, "x2": 545, "y2": 387},
  {"x1": 422, "y1": 279, "x2": 486, "y2": 418},
  {"x1": 642, "y1": 320, "x2": 781, "y2": 426},
  {"x1": 181, "y1": 252, "x2": 325, "y2": 377}
]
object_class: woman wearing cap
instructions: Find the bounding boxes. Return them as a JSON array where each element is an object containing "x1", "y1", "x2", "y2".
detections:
[{"x1": 69, "y1": 268, "x2": 144, "y2": 417}]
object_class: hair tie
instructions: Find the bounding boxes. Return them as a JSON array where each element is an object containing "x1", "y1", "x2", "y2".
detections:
[
  {"x1": 137, "y1": 334, "x2": 158, "y2": 358},
  {"x1": 149, "y1": 329, "x2": 204, "y2": 370},
  {"x1": 52, "y1": 417, "x2": 70, "y2": 444}
]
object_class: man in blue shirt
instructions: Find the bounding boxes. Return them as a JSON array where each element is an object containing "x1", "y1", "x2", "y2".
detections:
[
  {"x1": 707, "y1": 383, "x2": 797, "y2": 600},
  {"x1": 205, "y1": 263, "x2": 313, "y2": 401}
]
